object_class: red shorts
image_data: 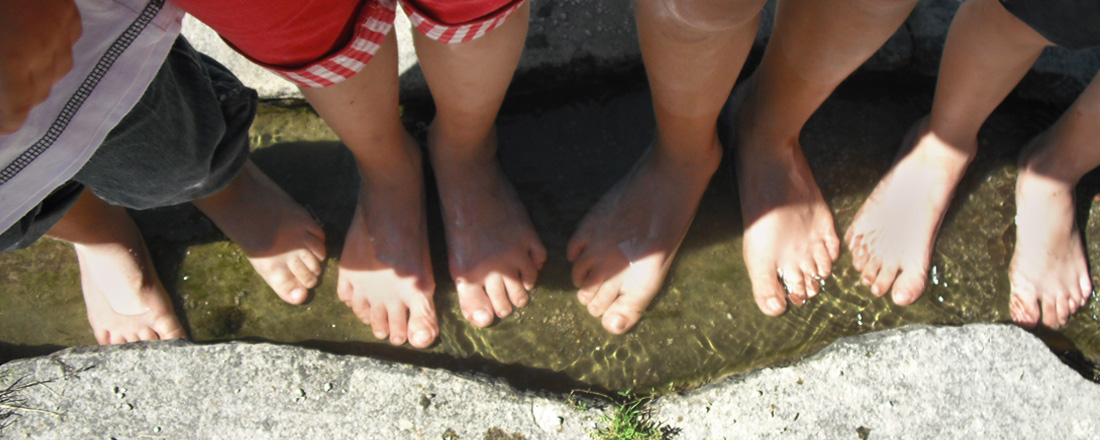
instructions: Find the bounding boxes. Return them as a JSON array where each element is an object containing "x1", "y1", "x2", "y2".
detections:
[{"x1": 175, "y1": 0, "x2": 526, "y2": 87}]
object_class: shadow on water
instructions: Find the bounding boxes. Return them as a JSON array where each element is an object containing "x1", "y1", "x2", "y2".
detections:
[{"x1": 1, "y1": 69, "x2": 1099, "y2": 393}]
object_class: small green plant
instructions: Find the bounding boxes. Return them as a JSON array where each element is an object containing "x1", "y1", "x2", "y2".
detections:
[{"x1": 590, "y1": 390, "x2": 664, "y2": 440}]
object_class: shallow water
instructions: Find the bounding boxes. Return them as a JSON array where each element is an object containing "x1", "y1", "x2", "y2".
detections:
[{"x1": 1, "y1": 72, "x2": 1098, "y2": 393}]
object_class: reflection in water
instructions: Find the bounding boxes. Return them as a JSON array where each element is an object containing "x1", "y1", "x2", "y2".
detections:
[{"x1": 0, "y1": 72, "x2": 1097, "y2": 393}]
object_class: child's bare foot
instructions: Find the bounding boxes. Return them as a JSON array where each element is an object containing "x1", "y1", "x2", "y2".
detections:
[
  {"x1": 194, "y1": 161, "x2": 327, "y2": 305},
  {"x1": 1009, "y1": 135, "x2": 1093, "y2": 329},
  {"x1": 429, "y1": 128, "x2": 547, "y2": 328},
  {"x1": 337, "y1": 138, "x2": 438, "y2": 348},
  {"x1": 845, "y1": 117, "x2": 975, "y2": 305},
  {"x1": 567, "y1": 142, "x2": 720, "y2": 334},
  {"x1": 732, "y1": 86, "x2": 841, "y2": 316},
  {"x1": 74, "y1": 241, "x2": 185, "y2": 345}
]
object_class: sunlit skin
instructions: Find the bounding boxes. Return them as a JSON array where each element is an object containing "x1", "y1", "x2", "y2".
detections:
[
  {"x1": 844, "y1": 0, "x2": 1097, "y2": 328},
  {"x1": 735, "y1": 0, "x2": 917, "y2": 315},
  {"x1": 194, "y1": 161, "x2": 327, "y2": 305},
  {"x1": 567, "y1": 0, "x2": 762, "y2": 334},
  {"x1": 46, "y1": 190, "x2": 185, "y2": 345},
  {"x1": 846, "y1": 118, "x2": 972, "y2": 305},
  {"x1": 301, "y1": 4, "x2": 543, "y2": 347}
]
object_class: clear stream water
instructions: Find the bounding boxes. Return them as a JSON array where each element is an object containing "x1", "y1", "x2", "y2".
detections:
[{"x1": 1, "y1": 71, "x2": 1097, "y2": 394}]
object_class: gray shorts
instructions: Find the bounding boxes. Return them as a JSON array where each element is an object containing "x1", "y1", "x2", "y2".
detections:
[
  {"x1": 0, "y1": 36, "x2": 256, "y2": 250},
  {"x1": 1000, "y1": 0, "x2": 1100, "y2": 50}
]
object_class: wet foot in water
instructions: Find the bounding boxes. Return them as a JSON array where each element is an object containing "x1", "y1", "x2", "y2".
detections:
[
  {"x1": 75, "y1": 237, "x2": 185, "y2": 345},
  {"x1": 845, "y1": 117, "x2": 974, "y2": 305},
  {"x1": 336, "y1": 135, "x2": 439, "y2": 348},
  {"x1": 194, "y1": 161, "x2": 327, "y2": 305},
  {"x1": 1009, "y1": 133, "x2": 1093, "y2": 329},
  {"x1": 567, "y1": 140, "x2": 720, "y2": 334},
  {"x1": 732, "y1": 81, "x2": 841, "y2": 316},
  {"x1": 429, "y1": 126, "x2": 547, "y2": 329}
]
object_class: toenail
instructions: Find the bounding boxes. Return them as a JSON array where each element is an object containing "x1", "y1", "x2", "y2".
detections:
[
  {"x1": 766, "y1": 298, "x2": 782, "y2": 312},
  {"x1": 516, "y1": 297, "x2": 528, "y2": 307},
  {"x1": 374, "y1": 331, "x2": 387, "y2": 340},
  {"x1": 474, "y1": 310, "x2": 492, "y2": 325},
  {"x1": 497, "y1": 308, "x2": 511, "y2": 318},
  {"x1": 871, "y1": 285, "x2": 880, "y2": 296}
]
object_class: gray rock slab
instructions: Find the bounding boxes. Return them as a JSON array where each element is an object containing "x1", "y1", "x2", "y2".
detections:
[
  {"x1": 3, "y1": 324, "x2": 1097, "y2": 439},
  {"x1": 653, "y1": 324, "x2": 1100, "y2": 439},
  {"x1": 0, "y1": 341, "x2": 599, "y2": 439}
]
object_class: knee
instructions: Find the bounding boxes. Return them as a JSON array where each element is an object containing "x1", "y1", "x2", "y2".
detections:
[{"x1": 644, "y1": 0, "x2": 768, "y2": 34}]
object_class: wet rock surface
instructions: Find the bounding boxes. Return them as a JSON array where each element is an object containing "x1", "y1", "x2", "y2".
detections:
[{"x1": 2, "y1": 324, "x2": 1096, "y2": 439}]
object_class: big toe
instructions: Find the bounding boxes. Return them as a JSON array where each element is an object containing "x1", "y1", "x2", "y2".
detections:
[
  {"x1": 752, "y1": 277, "x2": 788, "y2": 316},
  {"x1": 457, "y1": 282, "x2": 495, "y2": 328},
  {"x1": 890, "y1": 273, "x2": 925, "y2": 306},
  {"x1": 1010, "y1": 291, "x2": 1040, "y2": 329}
]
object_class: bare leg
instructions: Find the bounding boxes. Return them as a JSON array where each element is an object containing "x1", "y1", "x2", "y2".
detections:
[
  {"x1": 733, "y1": 0, "x2": 916, "y2": 315},
  {"x1": 1012, "y1": 74, "x2": 1100, "y2": 329},
  {"x1": 192, "y1": 161, "x2": 327, "y2": 305},
  {"x1": 299, "y1": 31, "x2": 438, "y2": 348},
  {"x1": 413, "y1": 3, "x2": 547, "y2": 328},
  {"x1": 846, "y1": 0, "x2": 1049, "y2": 305},
  {"x1": 567, "y1": 0, "x2": 765, "y2": 334},
  {"x1": 45, "y1": 190, "x2": 185, "y2": 345}
]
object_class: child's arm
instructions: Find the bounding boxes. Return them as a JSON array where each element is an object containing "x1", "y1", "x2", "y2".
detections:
[{"x1": 0, "y1": 0, "x2": 82, "y2": 135}]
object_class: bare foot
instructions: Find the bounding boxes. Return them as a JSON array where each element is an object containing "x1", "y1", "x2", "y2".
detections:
[
  {"x1": 732, "y1": 85, "x2": 841, "y2": 316},
  {"x1": 845, "y1": 117, "x2": 974, "y2": 305},
  {"x1": 336, "y1": 137, "x2": 439, "y2": 348},
  {"x1": 1009, "y1": 135, "x2": 1093, "y2": 329},
  {"x1": 74, "y1": 241, "x2": 185, "y2": 345},
  {"x1": 194, "y1": 161, "x2": 327, "y2": 305},
  {"x1": 429, "y1": 127, "x2": 547, "y2": 328},
  {"x1": 567, "y1": 142, "x2": 719, "y2": 334}
]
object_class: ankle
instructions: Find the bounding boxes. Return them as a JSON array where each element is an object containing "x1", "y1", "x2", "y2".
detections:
[{"x1": 357, "y1": 139, "x2": 425, "y2": 187}]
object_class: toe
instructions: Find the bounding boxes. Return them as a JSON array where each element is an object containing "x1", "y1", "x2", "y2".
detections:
[
  {"x1": 109, "y1": 332, "x2": 126, "y2": 345},
  {"x1": 95, "y1": 330, "x2": 110, "y2": 346},
  {"x1": 811, "y1": 244, "x2": 833, "y2": 279},
  {"x1": 587, "y1": 278, "x2": 622, "y2": 318},
  {"x1": 138, "y1": 328, "x2": 159, "y2": 341},
  {"x1": 850, "y1": 237, "x2": 869, "y2": 272},
  {"x1": 890, "y1": 268, "x2": 927, "y2": 306},
  {"x1": 571, "y1": 252, "x2": 596, "y2": 289},
  {"x1": 266, "y1": 270, "x2": 307, "y2": 305},
  {"x1": 529, "y1": 240, "x2": 548, "y2": 270},
  {"x1": 457, "y1": 281, "x2": 495, "y2": 328},
  {"x1": 781, "y1": 266, "x2": 807, "y2": 307},
  {"x1": 503, "y1": 272, "x2": 529, "y2": 308},
  {"x1": 300, "y1": 250, "x2": 323, "y2": 276},
  {"x1": 519, "y1": 260, "x2": 538, "y2": 292},
  {"x1": 484, "y1": 275, "x2": 513, "y2": 318},
  {"x1": 602, "y1": 310, "x2": 640, "y2": 335},
  {"x1": 406, "y1": 294, "x2": 438, "y2": 348},
  {"x1": 566, "y1": 234, "x2": 587, "y2": 262},
  {"x1": 370, "y1": 304, "x2": 390, "y2": 340},
  {"x1": 1040, "y1": 296, "x2": 1060, "y2": 329},
  {"x1": 823, "y1": 230, "x2": 841, "y2": 261},
  {"x1": 1010, "y1": 290, "x2": 1040, "y2": 329},
  {"x1": 288, "y1": 257, "x2": 318, "y2": 289},
  {"x1": 750, "y1": 266, "x2": 787, "y2": 316},
  {"x1": 871, "y1": 263, "x2": 900, "y2": 298},
  {"x1": 1078, "y1": 275, "x2": 1093, "y2": 304},
  {"x1": 860, "y1": 257, "x2": 883, "y2": 292},
  {"x1": 387, "y1": 305, "x2": 408, "y2": 345}
]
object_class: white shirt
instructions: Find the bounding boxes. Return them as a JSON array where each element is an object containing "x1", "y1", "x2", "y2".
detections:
[{"x1": 0, "y1": 0, "x2": 184, "y2": 233}]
